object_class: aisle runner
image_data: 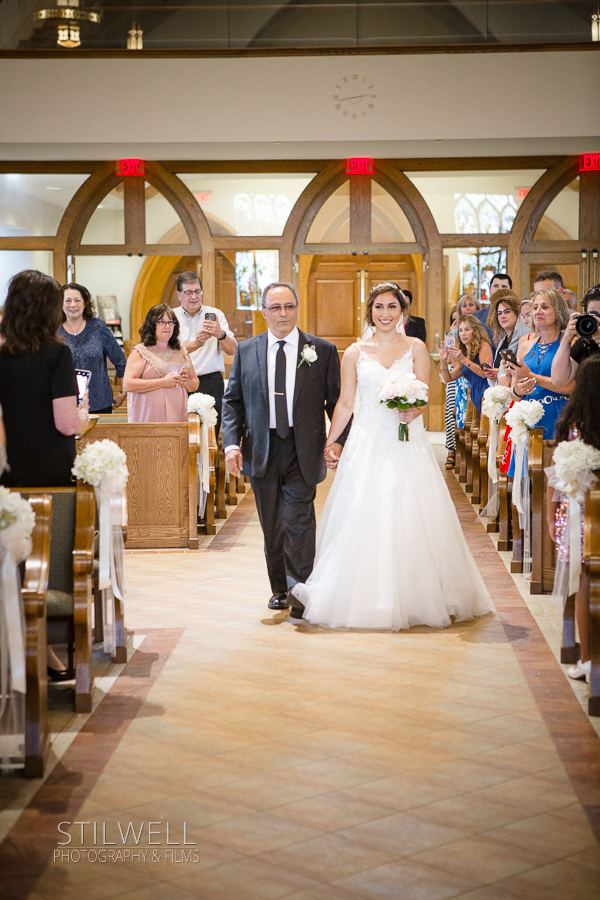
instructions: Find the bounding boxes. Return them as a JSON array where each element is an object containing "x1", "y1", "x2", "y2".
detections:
[{"x1": 0, "y1": 629, "x2": 183, "y2": 900}]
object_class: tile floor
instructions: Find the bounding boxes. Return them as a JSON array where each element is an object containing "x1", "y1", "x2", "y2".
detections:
[{"x1": 1, "y1": 444, "x2": 600, "y2": 899}]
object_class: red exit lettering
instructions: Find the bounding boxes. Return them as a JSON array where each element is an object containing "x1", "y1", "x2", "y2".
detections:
[
  {"x1": 345, "y1": 158, "x2": 374, "y2": 175},
  {"x1": 116, "y1": 159, "x2": 145, "y2": 177},
  {"x1": 579, "y1": 154, "x2": 600, "y2": 172}
]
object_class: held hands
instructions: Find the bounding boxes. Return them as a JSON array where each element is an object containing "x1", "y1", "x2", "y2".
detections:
[
  {"x1": 163, "y1": 371, "x2": 187, "y2": 389},
  {"x1": 112, "y1": 392, "x2": 126, "y2": 409},
  {"x1": 225, "y1": 449, "x2": 243, "y2": 478},
  {"x1": 324, "y1": 442, "x2": 343, "y2": 471}
]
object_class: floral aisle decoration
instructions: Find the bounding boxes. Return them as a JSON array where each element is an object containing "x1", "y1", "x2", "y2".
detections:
[
  {"x1": 477, "y1": 385, "x2": 513, "y2": 521},
  {"x1": 188, "y1": 393, "x2": 218, "y2": 515},
  {"x1": 0, "y1": 488, "x2": 35, "y2": 764},
  {"x1": 378, "y1": 372, "x2": 429, "y2": 441},
  {"x1": 504, "y1": 399, "x2": 544, "y2": 576},
  {"x1": 548, "y1": 439, "x2": 600, "y2": 597},
  {"x1": 72, "y1": 440, "x2": 128, "y2": 656}
]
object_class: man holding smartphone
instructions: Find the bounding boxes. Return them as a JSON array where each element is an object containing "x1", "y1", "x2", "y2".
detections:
[{"x1": 172, "y1": 271, "x2": 237, "y2": 434}]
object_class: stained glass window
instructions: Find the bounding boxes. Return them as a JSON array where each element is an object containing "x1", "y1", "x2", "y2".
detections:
[{"x1": 235, "y1": 251, "x2": 279, "y2": 310}]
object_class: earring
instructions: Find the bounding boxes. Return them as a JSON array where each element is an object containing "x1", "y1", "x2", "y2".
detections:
[{"x1": 396, "y1": 315, "x2": 405, "y2": 334}]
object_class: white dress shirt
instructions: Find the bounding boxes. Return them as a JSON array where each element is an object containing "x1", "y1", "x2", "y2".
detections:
[
  {"x1": 172, "y1": 304, "x2": 234, "y2": 376},
  {"x1": 267, "y1": 326, "x2": 299, "y2": 429},
  {"x1": 224, "y1": 326, "x2": 299, "y2": 455}
]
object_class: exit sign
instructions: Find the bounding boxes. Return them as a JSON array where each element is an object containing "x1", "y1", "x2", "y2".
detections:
[
  {"x1": 345, "y1": 158, "x2": 374, "y2": 175},
  {"x1": 116, "y1": 158, "x2": 145, "y2": 176},
  {"x1": 579, "y1": 154, "x2": 600, "y2": 172}
]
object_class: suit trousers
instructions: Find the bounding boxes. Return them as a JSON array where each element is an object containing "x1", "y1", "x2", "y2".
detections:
[
  {"x1": 250, "y1": 430, "x2": 317, "y2": 594},
  {"x1": 189, "y1": 371, "x2": 224, "y2": 436}
]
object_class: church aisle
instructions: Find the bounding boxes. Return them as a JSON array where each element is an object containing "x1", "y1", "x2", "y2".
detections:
[{"x1": 2, "y1": 470, "x2": 600, "y2": 899}]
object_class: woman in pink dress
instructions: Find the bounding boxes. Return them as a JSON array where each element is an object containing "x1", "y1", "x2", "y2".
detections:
[{"x1": 124, "y1": 304, "x2": 199, "y2": 422}]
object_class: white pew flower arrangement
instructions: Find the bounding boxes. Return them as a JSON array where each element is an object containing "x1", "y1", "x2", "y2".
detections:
[
  {"x1": 0, "y1": 487, "x2": 35, "y2": 724},
  {"x1": 188, "y1": 393, "x2": 218, "y2": 512},
  {"x1": 482, "y1": 385, "x2": 512, "y2": 485},
  {"x1": 547, "y1": 439, "x2": 600, "y2": 597},
  {"x1": 72, "y1": 440, "x2": 128, "y2": 656},
  {"x1": 504, "y1": 399, "x2": 544, "y2": 576}
]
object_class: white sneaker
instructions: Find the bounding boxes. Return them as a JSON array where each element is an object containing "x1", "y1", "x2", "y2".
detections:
[{"x1": 567, "y1": 660, "x2": 591, "y2": 683}]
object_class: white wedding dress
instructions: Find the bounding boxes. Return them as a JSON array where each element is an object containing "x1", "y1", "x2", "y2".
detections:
[{"x1": 294, "y1": 346, "x2": 494, "y2": 630}]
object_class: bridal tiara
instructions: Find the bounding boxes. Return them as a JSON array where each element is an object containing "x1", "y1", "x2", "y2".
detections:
[{"x1": 374, "y1": 282, "x2": 406, "y2": 299}]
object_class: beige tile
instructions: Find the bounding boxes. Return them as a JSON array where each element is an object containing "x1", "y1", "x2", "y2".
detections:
[
  {"x1": 260, "y1": 833, "x2": 400, "y2": 881},
  {"x1": 413, "y1": 834, "x2": 552, "y2": 885},
  {"x1": 194, "y1": 811, "x2": 323, "y2": 856},
  {"x1": 169, "y1": 858, "x2": 320, "y2": 899},
  {"x1": 334, "y1": 858, "x2": 480, "y2": 900},
  {"x1": 339, "y1": 811, "x2": 468, "y2": 856}
]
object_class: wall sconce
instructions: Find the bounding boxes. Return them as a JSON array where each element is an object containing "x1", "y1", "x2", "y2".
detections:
[
  {"x1": 593, "y1": 3, "x2": 600, "y2": 41},
  {"x1": 36, "y1": 0, "x2": 101, "y2": 49},
  {"x1": 127, "y1": 24, "x2": 143, "y2": 50}
]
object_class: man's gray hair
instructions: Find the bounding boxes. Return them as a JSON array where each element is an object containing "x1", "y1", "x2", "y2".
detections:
[{"x1": 261, "y1": 282, "x2": 298, "y2": 307}]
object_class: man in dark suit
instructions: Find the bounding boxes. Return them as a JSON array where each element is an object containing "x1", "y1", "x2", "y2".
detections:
[
  {"x1": 222, "y1": 282, "x2": 345, "y2": 613},
  {"x1": 402, "y1": 290, "x2": 427, "y2": 343}
]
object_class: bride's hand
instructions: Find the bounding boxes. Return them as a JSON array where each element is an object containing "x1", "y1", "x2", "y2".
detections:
[
  {"x1": 324, "y1": 442, "x2": 342, "y2": 470},
  {"x1": 397, "y1": 408, "x2": 418, "y2": 424}
]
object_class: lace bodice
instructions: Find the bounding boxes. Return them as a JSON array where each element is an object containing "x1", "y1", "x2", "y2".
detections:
[{"x1": 354, "y1": 344, "x2": 425, "y2": 444}]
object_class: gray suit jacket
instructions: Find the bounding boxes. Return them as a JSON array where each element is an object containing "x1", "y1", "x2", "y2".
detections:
[{"x1": 221, "y1": 330, "x2": 343, "y2": 485}]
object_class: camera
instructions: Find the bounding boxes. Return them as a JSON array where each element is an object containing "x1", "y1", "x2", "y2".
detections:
[{"x1": 575, "y1": 314, "x2": 599, "y2": 338}]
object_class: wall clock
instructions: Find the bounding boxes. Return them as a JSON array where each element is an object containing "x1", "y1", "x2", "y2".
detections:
[{"x1": 333, "y1": 75, "x2": 377, "y2": 118}]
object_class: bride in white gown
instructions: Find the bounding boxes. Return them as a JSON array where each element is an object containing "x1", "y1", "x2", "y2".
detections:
[{"x1": 291, "y1": 283, "x2": 493, "y2": 631}]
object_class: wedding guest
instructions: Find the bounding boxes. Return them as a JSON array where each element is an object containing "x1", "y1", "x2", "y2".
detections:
[
  {"x1": 59, "y1": 282, "x2": 127, "y2": 414},
  {"x1": 564, "y1": 289, "x2": 578, "y2": 311},
  {"x1": 504, "y1": 290, "x2": 573, "y2": 440},
  {"x1": 520, "y1": 295, "x2": 535, "y2": 331},
  {"x1": 547, "y1": 355, "x2": 600, "y2": 682},
  {"x1": 443, "y1": 305, "x2": 459, "y2": 469},
  {"x1": 534, "y1": 270, "x2": 564, "y2": 294},
  {"x1": 551, "y1": 284, "x2": 600, "y2": 387},
  {"x1": 124, "y1": 304, "x2": 199, "y2": 423},
  {"x1": 488, "y1": 291, "x2": 528, "y2": 385},
  {"x1": 401, "y1": 289, "x2": 427, "y2": 343},
  {"x1": 0, "y1": 270, "x2": 90, "y2": 682},
  {"x1": 448, "y1": 295, "x2": 480, "y2": 434},
  {"x1": 440, "y1": 315, "x2": 493, "y2": 415}
]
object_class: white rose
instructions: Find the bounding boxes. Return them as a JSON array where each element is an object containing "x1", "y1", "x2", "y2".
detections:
[{"x1": 302, "y1": 346, "x2": 317, "y2": 363}]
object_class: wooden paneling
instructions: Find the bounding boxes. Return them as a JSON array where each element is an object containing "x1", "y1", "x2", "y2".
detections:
[
  {"x1": 579, "y1": 171, "x2": 600, "y2": 244},
  {"x1": 316, "y1": 279, "x2": 356, "y2": 337}
]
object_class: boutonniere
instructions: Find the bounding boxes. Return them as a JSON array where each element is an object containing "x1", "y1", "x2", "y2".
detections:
[{"x1": 298, "y1": 344, "x2": 318, "y2": 368}]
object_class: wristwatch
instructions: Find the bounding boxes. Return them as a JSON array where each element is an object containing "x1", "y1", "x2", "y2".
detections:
[{"x1": 217, "y1": 331, "x2": 227, "y2": 341}]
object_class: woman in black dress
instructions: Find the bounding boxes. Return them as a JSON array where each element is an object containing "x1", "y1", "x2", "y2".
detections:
[{"x1": 0, "y1": 270, "x2": 89, "y2": 488}]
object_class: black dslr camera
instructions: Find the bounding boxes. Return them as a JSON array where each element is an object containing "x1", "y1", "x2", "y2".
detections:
[{"x1": 575, "y1": 313, "x2": 600, "y2": 338}]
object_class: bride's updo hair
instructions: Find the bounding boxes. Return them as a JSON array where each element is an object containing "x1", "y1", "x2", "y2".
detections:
[{"x1": 365, "y1": 283, "x2": 409, "y2": 327}]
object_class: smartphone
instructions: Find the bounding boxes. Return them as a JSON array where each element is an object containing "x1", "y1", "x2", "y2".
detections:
[
  {"x1": 204, "y1": 312, "x2": 216, "y2": 322},
  {"x1": 444, "y1": 332, "x2": 456, "y2": 349},
  {"x1": 500, "y1": 349, "x2": 520, "y2": 367},
  {"x1": 75, "y1": 368, "x2": 92, "y2": 403}
]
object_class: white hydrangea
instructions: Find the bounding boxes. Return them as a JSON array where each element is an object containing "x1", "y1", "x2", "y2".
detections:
[
  {"x1": 378, "y1": 371, "x2": 429, "y2": 406},
  {"x1": 72, "y1": 440, "x2": 128, "y2": 488},
  {"x1": 505, "y1": 399, "x2": 544, "y2": 442},
  {"x1": 552, "y1": 439, "x2": 600, "y2": 503},
  {"x1": 188, "y1": 392, "x2": 218, "y2": 426},
  {"x1": 482, "y1": 385, "x2": 512, "y2": 423},
  {"x1": 0, "y1": 486, "x2": 36, "y2": 562}
]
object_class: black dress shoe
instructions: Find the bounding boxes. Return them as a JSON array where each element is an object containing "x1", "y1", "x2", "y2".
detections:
[
  {"x1": 48, "y1": 666, "x2": 71, "y2": 682},
  {"x1": 268, "y1": 592, "x2": 290, "y2": 610}
]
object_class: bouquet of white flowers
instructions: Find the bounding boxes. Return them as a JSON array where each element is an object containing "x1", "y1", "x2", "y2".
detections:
[
  {"x1": 551, "y1": 439, "x2": 600, "y2": 504},
  {"x1": 0, "y1": 486, "x2": 36, "y2": 564},
  {"x1": 482, "y1": 385, "x2": 512, "y2": 423},
  {"x1": 188, "y1": 392, "x2": 218, "y2": 427},
  {"x1": 72, "y1": 439, "x2": 128, "y2": 491},
  {"x1": 505, "y1": 399, "x2": 544, "y2": 443},
  {"x1": 378, "y1": 371, "x2": 429, "y2": 441}
]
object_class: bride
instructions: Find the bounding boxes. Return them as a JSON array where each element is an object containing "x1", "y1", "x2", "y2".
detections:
[{"x1": 290, "y1": 283, "x2": 493, "y2": 631}]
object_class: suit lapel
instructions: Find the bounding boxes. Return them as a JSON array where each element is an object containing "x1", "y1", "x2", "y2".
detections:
[
  {"x1": 255, "y1": 331, "x2": 269, "y2": 408},
  {"x1": 293, "y1": 330, "x2": 308, "y2": 409}
]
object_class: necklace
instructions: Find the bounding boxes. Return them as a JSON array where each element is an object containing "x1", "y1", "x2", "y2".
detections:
[{"x1": 64, "y1": 320, "x2": 85, "y2": 346}]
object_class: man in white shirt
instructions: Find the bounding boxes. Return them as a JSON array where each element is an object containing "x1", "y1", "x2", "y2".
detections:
[
  {"x1": 221, "y1": 283, "x2": 347, "y2": 613},
  {"x1": 172, "y1": 271, "x2": 237, "y2": 434}
]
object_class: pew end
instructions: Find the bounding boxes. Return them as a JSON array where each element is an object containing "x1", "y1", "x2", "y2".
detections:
[{"x1": 584, "y1": 484, "x2": 600, "y2": 716}]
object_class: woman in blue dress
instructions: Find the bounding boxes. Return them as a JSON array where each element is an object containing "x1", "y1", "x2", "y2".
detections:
[
  {"x1": 440, "y1": 315, "x2": 493, "y2": 415},
  {"x1": 504, "y1": 289, "x2": 574, "y2": 442}
]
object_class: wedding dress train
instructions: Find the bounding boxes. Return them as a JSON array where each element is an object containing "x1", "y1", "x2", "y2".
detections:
[{"x1": 293, "y1": 346, "x2": 494, "y2": 630}]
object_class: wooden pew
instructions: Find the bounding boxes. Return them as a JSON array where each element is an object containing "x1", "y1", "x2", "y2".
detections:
[
  {"x1": 467, "y1": 407, "x2": 481, "y2": 500},
  {"x1": 199, "y1": 420, "x2": 218, "y2": 536},
  {"x1": 215, "y1": 439, "x2": 227, "y2": 520},
  {"x1": 459, "y1": 398, "x2": 474, "y2": 485},
  {"x1": 478, "y1": 414, "x2": 490, "y2": 512},
  {"x1": 585, "y1": 482, "x2": 600, "y2": 716},
  {"x1": 454, "y1": 401, "x2": 466, "y2": 478},
  {"x1": 21, "y1": 483, "x2": 96, "y2": 713},
  {"x1": 21, "y1": 494, "x2": 52, "y2": 777},
  {"x1": 497, "y1": 423, "x2": 512, "y2": 552},
  {"x1": 529, "y1": 429, "x2": 556, "y2": 595},
  {"x1": 83, "y1": 420, "x2": 200, "y2": 549}
]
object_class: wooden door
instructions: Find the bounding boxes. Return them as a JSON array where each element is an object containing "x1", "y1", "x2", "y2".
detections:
[{"x1": 307, "y1": 255, "x2": 418, "y2": 349}]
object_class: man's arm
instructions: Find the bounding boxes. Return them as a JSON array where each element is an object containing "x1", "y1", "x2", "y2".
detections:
[{"x1": 325, "y1": 342, "x2": 352, "y2": 447}]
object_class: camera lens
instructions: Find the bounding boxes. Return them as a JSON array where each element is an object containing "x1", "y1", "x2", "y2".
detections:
[{"x1": 575, "y1": 314, "x2": 599, "y2": 338}]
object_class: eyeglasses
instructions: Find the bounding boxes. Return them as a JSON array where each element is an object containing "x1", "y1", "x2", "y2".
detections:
[
  {"x1": 497, "y1": 309, "x2": 514, "y2": 317},
  {"x1": 179, "y1": 289, "x2": 202, "y2": 297},
  {"x1": 264, "y1": 304, "x2": 298, "y2": 314},
  {"x1": 157, "y1": 319, "x2": 175, "y2": 327}
]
